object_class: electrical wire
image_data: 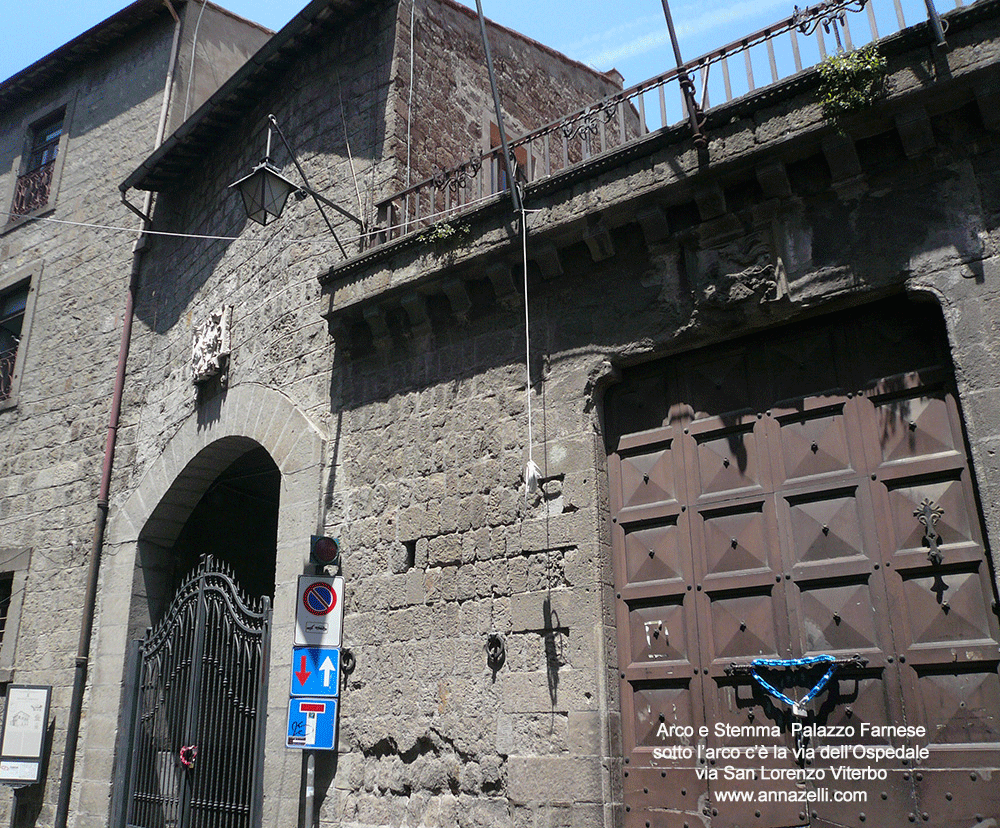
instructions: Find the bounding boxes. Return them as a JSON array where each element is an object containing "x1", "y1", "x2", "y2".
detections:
[
  {"x1": 24, "y1": 189, "x2": 505, "y2": 246},
  {"x1": 520, "y1": 200, "x2": 541, "y2": 500},
  {"x1": 183, "y1": 0, "x2": 210, "y2": 120}
]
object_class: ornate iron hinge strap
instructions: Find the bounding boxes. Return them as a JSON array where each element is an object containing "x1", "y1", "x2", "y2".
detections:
[{"x1": 914, "y1": 497, "x2": 945, "y2": 564}]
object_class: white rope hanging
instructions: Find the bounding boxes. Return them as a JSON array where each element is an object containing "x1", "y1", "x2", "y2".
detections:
[{"x1": 521, "y1": 203, "x2": 541, "y2": 500}]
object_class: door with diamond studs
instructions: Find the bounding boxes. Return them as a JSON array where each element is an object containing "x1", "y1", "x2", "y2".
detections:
[{"x1": 605, "y1": 299, "x2": 1000, "y2": 827}]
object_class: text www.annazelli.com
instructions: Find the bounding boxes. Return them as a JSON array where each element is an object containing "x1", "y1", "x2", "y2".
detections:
[{"x1": 714, "y1": 789, "x2": 868, "y2": 803}]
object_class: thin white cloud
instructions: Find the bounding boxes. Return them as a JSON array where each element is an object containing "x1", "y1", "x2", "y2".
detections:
[
  {"x1": 584, "y1": 0, "x2": 790, "y2": 69},
  {"x1": 557, "y1": 13, "x2": 662, "y2": 55}
]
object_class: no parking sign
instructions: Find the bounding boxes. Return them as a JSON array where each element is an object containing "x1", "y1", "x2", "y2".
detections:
[{"x1": 294, "y1": 575, "x2": 345, "y2": 647}]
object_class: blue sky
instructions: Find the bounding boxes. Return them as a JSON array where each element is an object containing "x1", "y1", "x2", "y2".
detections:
[{"x1": 2, "y1": 0, "x2": 937, "y2": 95}]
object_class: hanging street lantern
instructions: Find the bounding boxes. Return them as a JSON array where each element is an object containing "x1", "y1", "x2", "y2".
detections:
[
  {"x1": 228, "y1": 115, "x2": 366, "y2": 258},
  {"x1": 229, "y1": 160, "x2": 300, "y2": 226}
]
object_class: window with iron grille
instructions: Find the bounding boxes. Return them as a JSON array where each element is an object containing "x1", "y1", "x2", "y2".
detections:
[
  {"x1": 0, "y1": 574, "x2": 13, "y2": 646},
  {"x1": 0, "y1": 549, "x2": 30, "y2": 684},
  {"x1": 10, "y1": 113, "x2": 63, "y2": 220},
  {"x1": 0, "y1": 283, "x2": 28, "y2": 402}
]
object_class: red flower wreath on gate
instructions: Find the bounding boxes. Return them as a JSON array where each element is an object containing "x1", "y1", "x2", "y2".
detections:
[{"x1": 179, "y1": 745, "x2": 198, "y2": 769}]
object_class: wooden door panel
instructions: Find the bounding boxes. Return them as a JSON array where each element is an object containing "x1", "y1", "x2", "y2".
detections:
[
  {"x1": 698, "y1": 502, "x2": 777, "y2": 584},
  {"x1": 785, "y1": 489, "x2": 870, "y2": 568},
  {"x1": 873, "y1": 391, "x2": 961, "y2": 466},
  {"x1": 692, "y1": 422, "x2": 768, "y2": 501},
  {"x1": 774, "y1": 406, "x2": 855, "y2": 484},
  {"x1": 607, "y1": 300, "x2": 1000, "y2": 827},
  {"x1": 795, "y1": 578, "x2": 881, "y2": 654},
  {"x1": 622, "y1": 520, "x2": 687, "y2": 590},
  {"x1": 618, "y1": 440, "x2": 680, "y2": 511},
  {"x1": 626, "y1": 597, "x2": 693, "y2": 667},
  {"x1": 914, "y1": 665, "x2": 1000, "y2": 746}
]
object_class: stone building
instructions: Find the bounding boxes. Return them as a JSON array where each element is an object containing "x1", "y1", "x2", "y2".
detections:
[
  {"x1": 0, "y1": 2, "x2": 274, "y2": 824},
  {"x1": 12, "y1": 0, "x2": 1000, "y2": 827}
]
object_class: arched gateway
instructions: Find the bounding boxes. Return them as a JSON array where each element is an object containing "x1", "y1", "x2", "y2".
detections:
[{"x1": 80, "y1": 385, "x2": 325, "y2": 828}]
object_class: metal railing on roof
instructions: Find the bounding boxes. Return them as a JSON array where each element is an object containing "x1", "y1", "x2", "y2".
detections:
[{"x1": 370, "y1": 0, "x2": 963, "y2": 249}]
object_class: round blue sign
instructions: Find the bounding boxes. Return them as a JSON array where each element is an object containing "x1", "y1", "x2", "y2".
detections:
[{"x1": 302, "y1": 582, "x2": 337, "y2": 616}]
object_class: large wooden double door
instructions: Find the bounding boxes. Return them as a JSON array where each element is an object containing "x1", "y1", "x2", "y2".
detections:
[{"x1": 606, "y1": 300, "x2": 1000, "y2": 827}]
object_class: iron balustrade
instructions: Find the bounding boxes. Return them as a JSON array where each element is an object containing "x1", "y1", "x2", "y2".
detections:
[
  {"x1": 371, "y1": 0, "x2": 960, "y2": 248},
  {"x1": 10, "y1": 161, "x2": 55, "y2": 220},
  {"x1": 0, "y1": 347, "x2": 15, "y2": 400}
]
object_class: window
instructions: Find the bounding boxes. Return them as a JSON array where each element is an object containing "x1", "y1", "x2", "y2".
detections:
[
  {"x1": 0, "y1": 284, "x2": 28, "y2": 402},
  {"x1": 0, "y1": 263, "x2": 40, "y2": 409},
  {"x1": 487, "y1": 121, "x2": 528, "y2": 194},
  {"x1": 0, "y1": 549, "x2": 30, "y2": 683},
  {"x1": 10, "y1": 114, "x2": 62, "y2": 220},
  {"x1": 4, "y1": 102, "x2": 70, "y2": 231}
]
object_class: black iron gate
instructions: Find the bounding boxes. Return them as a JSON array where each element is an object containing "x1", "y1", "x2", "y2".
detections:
[{"x1": 122, "y1": 555, "x2": 271, "y2": 828}]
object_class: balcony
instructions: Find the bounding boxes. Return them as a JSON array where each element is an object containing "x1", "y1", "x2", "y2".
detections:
[
  {"x1": 369, "y1": 0, "x2": 958, "y2": 251},
  {"x1": 10, "y1": 160, "x2": 55, "y2": 221}
]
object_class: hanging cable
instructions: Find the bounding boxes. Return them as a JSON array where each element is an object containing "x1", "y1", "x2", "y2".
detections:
[
  {"x1": 521, "y1": 198, "x2": 541, "y2": 500},
  {"x1": 183, "y1": 0, "x2": 210, "y2": 120}
]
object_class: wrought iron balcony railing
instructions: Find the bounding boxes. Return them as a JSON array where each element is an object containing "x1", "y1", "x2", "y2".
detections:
[
  {"x1": 10, "y1": 160, "x2": 55, "y2": 220},
  {"x1": 0, "y1": 346, "x2": 16, "y2": 401},
  {"x1": 370, "y1": 0, "x2": 959, "y2": 249}
]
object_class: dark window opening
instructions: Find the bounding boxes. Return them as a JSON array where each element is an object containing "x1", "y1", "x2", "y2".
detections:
[
  {"x1": 0, "y1": 574, "x2": 13, "y2": 646},
  {"x1": 403, "y1": 539, "x2": 417, "y2": 571},
  {"x1": 12, "y1": 113, "x2": 63, "y2": 219},
  {"x1": 0, "y1": 283, "x2": 28, "y2": 401}
]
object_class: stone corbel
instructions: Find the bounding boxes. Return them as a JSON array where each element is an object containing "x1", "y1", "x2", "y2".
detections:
[
  {"x1": 363, "y1": 305, "x2": 393, "y2": 355},
  {"x1": 441, "y1": 278, "x2": 472, "y2": 323},
  {"x1": 327, "y1": 315, "x2": 354, "y2": 357},
  {"x1": 401, "y1": 293, "x2": 432, "y2": 339},
  {"x1": 756, "y1": 161, "x2": 792, "y2": 200},
  {"x1": 635, "y1": 204, "x2": 670, "y2": 244},
  {"x1": 583, "y1": 221, "x2": 615, "y2": 262},
  {"x1": 695, "y1": 183, "x2": 727, "y2": 221},
  {"x1": 486, "y1": 262, "x2": 519, "y2": 308},
  {"x1": 975, "y1": 82, "x2": 1000, "y2": 132},
  {"x1": 895, "y1": 107, "x2": 935, "y2": 159},
  {"x1": 531, "y1": 243, "x2": 563, "y2": 280},
  {"x1": 822, "y1": 134, "x2": 865, "y2": 198}
]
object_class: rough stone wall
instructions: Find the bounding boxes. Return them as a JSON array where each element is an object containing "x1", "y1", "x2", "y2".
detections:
[
  {"x1": 0, "y1": 6, "x2": 284, "y2": 825},
  {"x1": 391, "y1": 0, "x2": 625, "y2": 192},
  {"x1": 319, "y1": 346, "x2": 612, "y2": 828},
  {"x1": 106, "y1": 6, "x2": 633, "y2": 827},
  {"x1": 88, "y1": 5, "x2": 1000, "y2": 828},
  {"x1": 0, "y1": 18, "x2": 177, "y2": 828}
]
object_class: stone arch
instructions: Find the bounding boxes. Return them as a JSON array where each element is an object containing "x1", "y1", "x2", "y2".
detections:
[{"x1": 76, "y1": 384, "x2": 325, "y2": 828}]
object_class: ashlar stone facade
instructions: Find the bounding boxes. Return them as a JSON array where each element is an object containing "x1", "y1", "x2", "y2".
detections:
[
  {"x1": 0, "y1": 3, "x2": 270, "y2": 825},
  {"x1": 37, "y1": 0, "x2": 1000, "y2": 827}
]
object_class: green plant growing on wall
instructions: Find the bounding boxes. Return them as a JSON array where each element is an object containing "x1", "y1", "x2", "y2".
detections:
[
  {"x1": 817, "y1": 44, "x2": 887, "y2": 120},
  {"x1": 418, "y1": 220, "x2": 471, "y2": 245}
]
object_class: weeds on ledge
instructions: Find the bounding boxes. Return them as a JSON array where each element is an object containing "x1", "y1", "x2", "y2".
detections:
[
  {"x1": 818, "y1": 44, "x2": 887, "y2": 120},
  {"x1": 418, "y1": 220, "x2": 471, "y2": 245}
]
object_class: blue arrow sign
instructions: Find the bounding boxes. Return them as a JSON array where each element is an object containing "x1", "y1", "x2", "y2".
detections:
[
  {"x1": 290, "y1": 647, "x2": 340, "y2": 698},
  {"x1": 286, "y1": 697, "x2": 338, "y2": 750}
]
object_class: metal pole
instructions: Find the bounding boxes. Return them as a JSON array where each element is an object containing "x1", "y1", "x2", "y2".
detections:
[
  {"x1": 659, "y1": 0, "x2": 706, "y2": 146},
  {"x1": 474, "y1": 0, "x2": 522, "y2": 213},
  {"x1": 924, "y1": 0, "x2": 947, "y2": 44},
  {"x1": 304, "y1": 752, "x2": 315, "y2": 828}
]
